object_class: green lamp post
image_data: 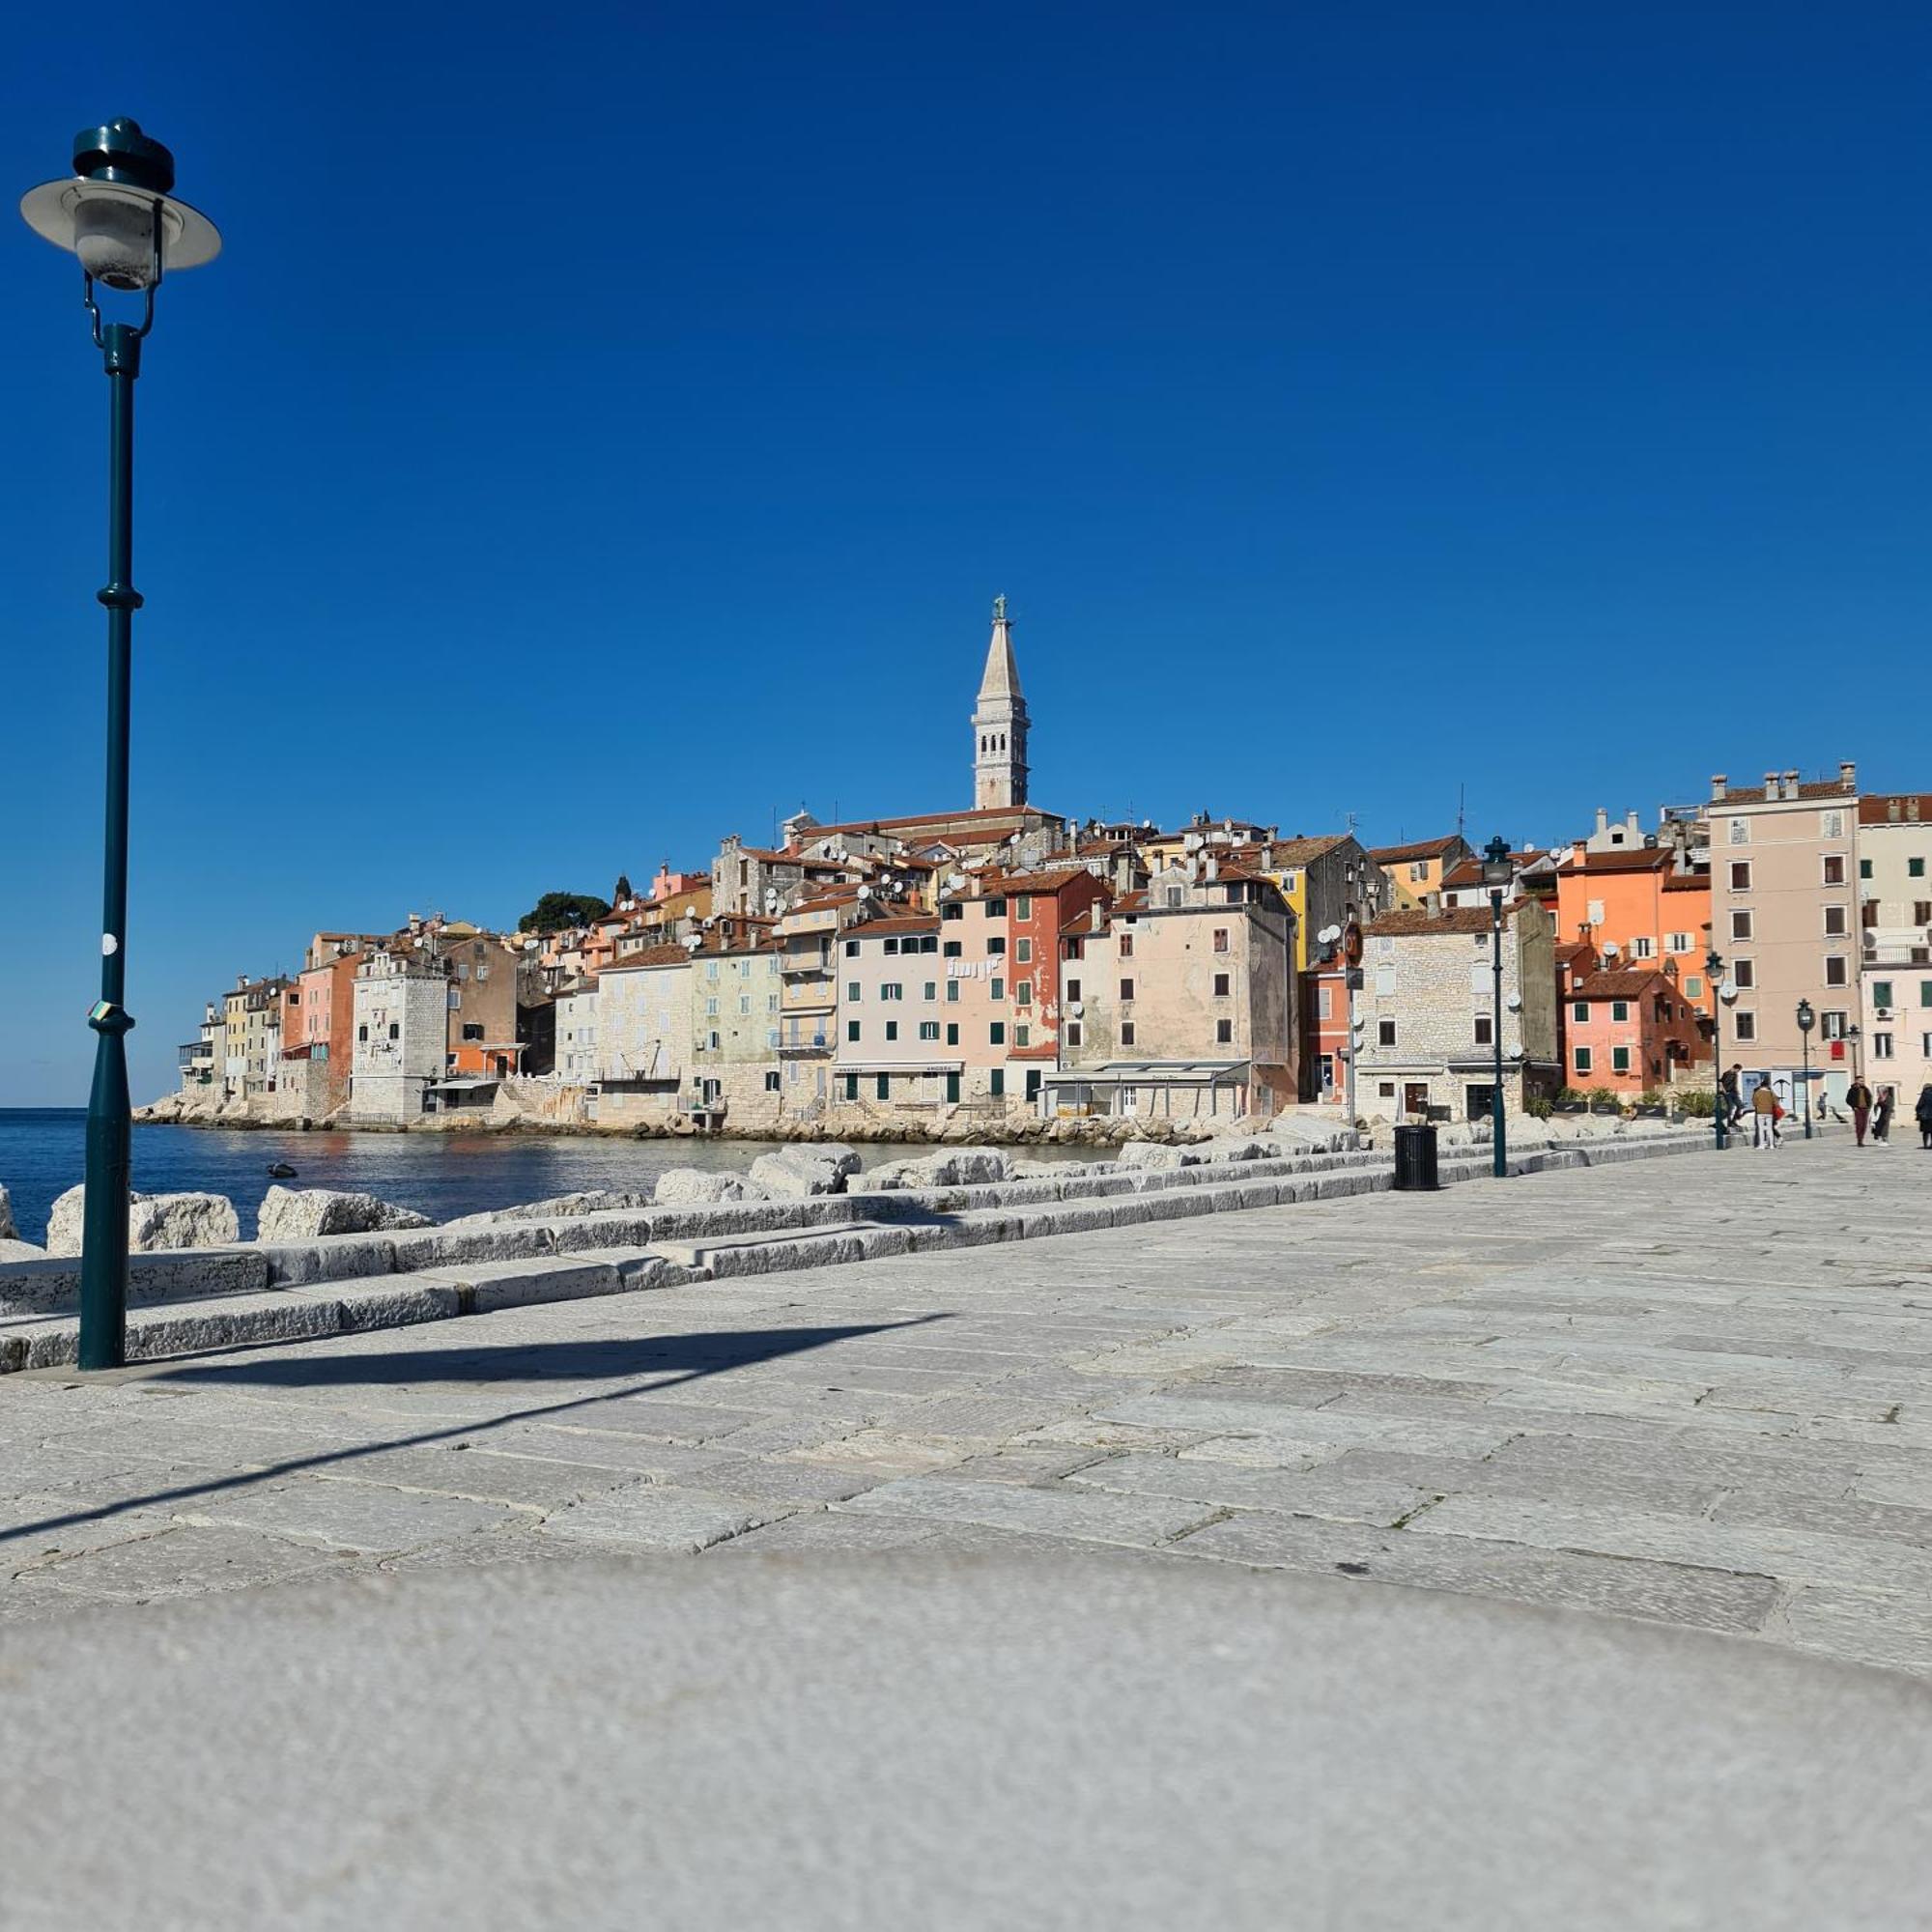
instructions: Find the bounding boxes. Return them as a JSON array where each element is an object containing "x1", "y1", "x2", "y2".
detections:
[
  {"x1": 21, "y1": 122, "x2": 221, "y2": 1370},
  {"x1": 1705, "y1": 948, "x2": 1727, "y2": 1151},
  {"x1": 1480, "y1": 836, "x2": 1514, "y2": 1179},
  {"x1": 1796, "y1": 998, "x2": 1814, "y2": 1140}
]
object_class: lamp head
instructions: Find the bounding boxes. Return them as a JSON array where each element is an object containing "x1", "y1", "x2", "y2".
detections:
[
  {"x1": 1480, "y1": 836, "x2": 1513, "y2": 888},
  {"x1": 20, "y1": 118, "x2": 219, "y2": 291},
  {"x1": 1796, "y1": 998, "x2": 1815, "y2": 1034}
]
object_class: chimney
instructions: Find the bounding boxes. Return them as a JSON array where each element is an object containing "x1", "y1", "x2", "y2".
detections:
[
  {"x1": 1782, "y1": 770, "x2": 1800, "y2": 801},
  {"x1": 1627, "y1": 810, "x2": 1641, "y2": 836},
  {"x1": 1889, "y1": 798, "x2": 1902, "y2": 822},
  {"x1": 1595, "y1": 807, "x2": 1609, "y2": 835},
  {"x1": 1909, "y1": 799, "x2": 1921, "y2": 823},
  {"x1": 1711, "y1": 774, "x2": 1727, "y2": 802},
  {"x1": 1840, "y1": 760, "x2": 1858, "y2": 793},
  {"x1": 1425, "y1": 890, "x2": 1442, "y2": 918},
  {"x1": 1763, "y1": 771, "x2": 1779, "y2": 799}
]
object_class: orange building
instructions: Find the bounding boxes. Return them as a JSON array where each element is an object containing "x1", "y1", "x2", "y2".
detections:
[
  {"x1": 1553, "y1": 849, "x2": 1713, "y2": 1016},
  {"x1": 1564, "y1": 966, "x2": 1709, "y2": 1094}
]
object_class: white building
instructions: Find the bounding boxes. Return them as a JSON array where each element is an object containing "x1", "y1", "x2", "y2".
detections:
[
  {"x1": 555, "y1": 982, "x2": 601, "y2": 1086},
  {"x1": 349, "y1": 950, "x2": 449, "y2": 1124},
  {"x1": 595, "y1": 948, "x2": 691, "y2": 1124},
  {"x1": 1858, "y1": 792, "x2": 1932, "y2": 1114}
]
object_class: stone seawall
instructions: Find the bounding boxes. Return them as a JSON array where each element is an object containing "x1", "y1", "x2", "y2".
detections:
[{"x1": 0, "y1": 1127, "x2": 1721, "y2": 1376}]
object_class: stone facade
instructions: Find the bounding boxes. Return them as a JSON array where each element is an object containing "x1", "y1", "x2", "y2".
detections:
[
  {"x1": 595, "y1": 949, "x2": 689, "y2": 1125},
  {"x1": 349, "y1": 952, "x2": 449, "y2": 1124},
  {"x1": 971, "y1": 599, "x2": 1029, "y2": 811},
  {"x1": 693, "y1": 941, "x2": 784, "y2": 1128}
]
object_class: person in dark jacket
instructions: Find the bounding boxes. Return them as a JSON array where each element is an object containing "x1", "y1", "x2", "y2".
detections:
[
  {"x1": 1846, "y1": 1078, "x2": 1874, "y2": 1146},
  {"x1": 1873, "y1": 1086, "x2": 1895, "y2": 1146},
  {"x1": 1916, "y1": 1083, "x2": 1932, "y2": 1151}
]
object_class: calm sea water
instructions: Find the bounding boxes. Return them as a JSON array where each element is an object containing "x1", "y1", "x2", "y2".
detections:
[{"x1": 0, "y1": 1111, "x2": 807, "y2": 1246}]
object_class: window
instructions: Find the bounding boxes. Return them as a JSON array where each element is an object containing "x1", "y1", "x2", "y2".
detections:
[
  {"x1": 1727, "y1": 819, "x2": 1749, "y2": 845},
  {"x1": 1120, "y1": 1022, "x2": 1136, "y2": 1046},
  {"x1": 1872, "y1": 980, "x2": 1894, "y2": 1009},
  {"x1": 1014, "y1": 895, "x2": 1032, "y2": 920},
  {"x1": 943, "y1": 941, "x2": 962, "y2": 958},
  {"x1": 989, "y1": 1022, "x2": 1006, "y2": 1045},
  {"x1": 1065, "y1": 1021, "x2": 1083, "y2": 1046},
  {"x1": 882, "y1": 938, "x2": 898, "y2": 955},
  {"x1": 942, "y1": 902, "x2": 963, "y2": 922},
  {"x1": 1474, "y1": 1013, "x2": 1493, "y2": 1045},
  {"x1": 356, "y1": 1024, "x2": 368, "y2": 1043},
  {"x1": 1913, "y1": 858, "x2": 1928, "y2": 879},
  {"x1": 708, "y1": 1030, "x2": 721, "y2": 1050},
  {"x1": 1861, "y1": 859, "x2": 1874, "y2": 880},
  {"x1": 1015, "y1": 937, "x2": 1033, "y2": 964},
  {"x1": 923, "y1": 981, "x2": 937, "y2": 1001},
  {"x1": 843, "y1": 1074, "x2": 859, "y2": 1101},
  {"x1": 387, "y1": 1022, "x2": 400, "y2": 1041},
  {"x1": 1821, "y1": 810, "x2": 1845, "y2": 838},
  {"x1": 1572, "y1": 1000, "x2": 1589, "y2": 1023},
  {"x1": 881, "y1": 982, "x2": 903, "y2": 1001},
  {"x1": 1610, "y1": 1000, "x2": 1629, "y2": 1022},
  {"x1": 1574, "y1": 1046, "x2": 1592, "y2": 1074},
  {"x1": 1015, "y1": 981, "x2": 1032, "y2": 1007},
  {"x1": 739, "y1": 995, "x2": 751, "y2": 1015},
  {"x1": 990, "y1": 977, "x2": 1005, "y2": 1001},
  {"x1": 945, "y1": 1022, "x2": 958, "y2": 1045},
  {"x1": 1823, "y1": 855, "x2": 1846, "y2": 886},
  {"x1": 883, "y1": 1020, "x2": 898, "y2": 1042},
  {"x1": 764, "y1": 1070, "x2": 781, "y2": 1093},
  {"x1": 1378, "y1": 1081, "x2": 1396, "y2": 1098},
  {"x1": 1611, "y1": 1046, "x2": 1632, "y2": 1073},
  {"x1": 985, "y1": 898, "x2": 1007, "y2": 917},
  {"x1": 918, "y1": 1021, "x2": 940, "y2": 1041},
  {"x1": 1015, "y1": 1025, "x2": 1031, "y2": 1047},
  {"x1": 990, "y1": 1069, "x2": 1006, "y2": 1098},
  {"x1": 1918, "y1": 904, "x2": 1932, "y2": 926},
  {"x1": 1823, "y1": 906, "x2": 1848, "y2": 938},
  {"x1": 1378, "y1": 1019, "x2": 1397, "y2": 1046},
  {"x1": 876, "y1": 1073, "x2": 891, "y2": 1100},
  {"x1": 946, "y1": 981, "x2": 960, "y2": 1004},
  {"x1": 847, "y1": 982, "x2": 861, "y2": 1002},
  {"x1": 1729, "y1": 862, "x2": 1751, "y2": 891},
  {"x1": 1119, "y1": 935, "x2": 1133, "y2": 959},
  {"x1": 1825, "y1": 957, "x2": 1848, "y2": 987},
  {"x1": 1666, "y1": 932, "x2": 1693, "y2": 953},
  {"x1": 1730, "y1": 911, "x2": 1753, "y2": 940},
  {"x1": 1165, "y1": 887, "x2": 1183, "y2": 908},
  {"x1": 1732, "y1": 959, "x2": 1755, "y2": 989},
  {"x1": 1821, "y1": 1009, "x2": 1848, "y2": 1038},
  {"x1": 1408, "y1": 861, "x2": 1429, "y2": 882},
  {"x1": 705, "y1": 998, "x2": 719, "y2": 1017},
  {"x1": 920, "y1": 935, "x2": 938, "y2": 954},
  {"x1": 1733, "y1": 1011, "x2": 1757, "y2": 1041},
  {"x1": 1065, "y1": 977, "x2": 1082, "y2": 1003},
  {"x1": 1874, "y1": 1032, "x2": 1895, "y2": 1060},
  {"x1": 1213, "y1": 972, "x2": 1230, "y2": 997},
  {"x1": 986, "y1": 937, "x2": 1007, "y2": 956},
  {"x1": 1629, "y1": 936, "x2": 1655, "y2": 959},
  {"x1": 1921, "y1": 981, "x2": 1932, "y2": 1008},
  {"x1": 1120, "y1": 979, "x2": 1135, "y2": 1001},
  {"x1": 461, "y1": 1022, "x2": 485, "y2": 1042},
  {"x1": 846, "y1": 1019, "x2": 861, "y2": 1042},
  {"x1": 1212, "y1": 928, "x2": 1230, "y2": 953}
]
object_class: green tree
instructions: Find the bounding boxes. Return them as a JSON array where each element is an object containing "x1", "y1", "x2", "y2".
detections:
[{"x1": 519, "y1": 891, "x2": 612, "y2": 934}]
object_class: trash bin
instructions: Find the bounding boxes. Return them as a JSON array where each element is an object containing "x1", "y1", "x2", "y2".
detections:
[{"x1": 1393, "y1": 1122, "x2": 1439, "y2": 1192}]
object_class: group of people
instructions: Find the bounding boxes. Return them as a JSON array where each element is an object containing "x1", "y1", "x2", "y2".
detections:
[{"x1": 1719, "y1": 1064, "x2": 1932, "y2": 1150}]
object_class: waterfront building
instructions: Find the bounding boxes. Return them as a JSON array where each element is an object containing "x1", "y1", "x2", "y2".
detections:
[
  {"x1": 1562, "y1": 964, "x2": 1708, "y2": 1095},
  {"x1": 993, "y1": 866, "x2": 1115, "y2": 1097},
  {"x1": 1045, "y1": 858, "x2": 1298, "y2": 1123},
  {"x1": 349, "y1": 950, "x2": 449, "y2": 1124},
  {"x1": 692, "y1": 923, "x2": 785, "y2": 1127},
  {"x1": 1707, "y1": 765, "x2": 1859, "y2": 1079},
  {"x1": 1856, "y1": 792, "x2": 1932, "y2": 1109},
  {"x1": 1551, "y1": 847, "x2": 1713, "y2": 1017},
  {"x1": 288, "y1": 949, "x2": 364, "y2": 1117},
  {"x1": 1351, "y1": 901, "x2": 1558, "y2": 1120},
  {"x1": 832, "y1": 913, "x2": 957, "y2": 1112},
  {"x1": 594, "y1": 946, "x2": 692, "y2": 1125},
  {"x1": 554, "y1": 980, "x2": 601, "y2": 1087}
]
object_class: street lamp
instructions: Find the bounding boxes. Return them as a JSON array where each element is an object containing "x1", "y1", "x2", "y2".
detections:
[
  {"x1": 1795, "y1": 998, "x2": 1815, "y2": 1140},
  {"x1": 22, "y1": 122, "x2": 221, "y2": 1371},
  {"x1": 1481, "y1": 836, "x2": 1513, "y2": 1179},
  {"x1": 1704, "y1": 948, "x2": 1727, "y2": 1150}
]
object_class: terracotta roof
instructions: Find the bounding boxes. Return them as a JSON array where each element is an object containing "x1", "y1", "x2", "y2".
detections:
[
  {"x1": 972, "y1": 866, "x2": 1111, "y2": 896},
  {"x1": 1571, "y1": 968, "x2": 1680, "y2": 1000},
  {"x1": 600, "y1": 945, "x2": 694, "y2": 973},
  {"x1": 1859, "y1": 795, "x2": 1932, "y2": 826},
  {"x1": 1113, "y1": 891, "x2": 1149, "y2": 914},
  {"x1": 1719, "y1": 780, "x2": 1856, "y2": 806},
  {"x1": 850, "y1": 915, "x2": 940, "y2": 938},
  {"x1": 1364, "y1": 906, "x2": 1501, "y2": 937},
  {"x1": 1556, "y1": 848, "x2": 1674, "y2": 876},
  {"x1": 1368, "y1": 836, "x2": 1465, "y2": 866},
  {"x1": 1662, "y1": 873, "x2": 1711, "y2": 894},
  {"x1": 1262, "y1": 835, "x2": 1350, "y2": 867},
  {"x1": 805, "y1": 805, "x2": 1060, "y2": 838}
]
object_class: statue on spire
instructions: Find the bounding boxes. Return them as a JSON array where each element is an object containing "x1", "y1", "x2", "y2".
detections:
[{"x1": 992, "y1": 592, "x2": 1007, "y2": 622}]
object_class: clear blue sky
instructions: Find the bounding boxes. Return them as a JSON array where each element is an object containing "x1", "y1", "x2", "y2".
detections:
[{"x1": 3, "y1": 1, "x2": 1928, "y2": 1105}]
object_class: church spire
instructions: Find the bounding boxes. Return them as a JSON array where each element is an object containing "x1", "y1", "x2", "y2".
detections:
[{"x1": 972, "y1": 595, "x2": 1029, "y2": 810}]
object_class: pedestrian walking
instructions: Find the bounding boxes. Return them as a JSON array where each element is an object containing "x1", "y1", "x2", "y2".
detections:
[
  {"x1": 1846, "y1": 1078, "x2": 1874, "y2": 1146},
  {"x1": 1751, "y1": 1081, "x2": 1777, "y2": 1151},
  {"x1": 1916, "y1": 1083, "x2": 1932, "y2": 1150},
  {"x1": 1873, "y1": 1086, "x2": 1895, "y2": 1146},
  {"x1": 1719, "y1": 1064, "x2": 1742, "y2": 1128}
]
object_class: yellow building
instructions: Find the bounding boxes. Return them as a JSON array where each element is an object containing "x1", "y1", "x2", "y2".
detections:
[{"x1": 1368, "y1": 836, "x2": 1472, "y2": 912}]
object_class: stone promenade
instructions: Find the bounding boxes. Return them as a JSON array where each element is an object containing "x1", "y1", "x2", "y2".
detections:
[{"x1": 4, "y1": 1132, "x2": 1928, "y2": 1678}]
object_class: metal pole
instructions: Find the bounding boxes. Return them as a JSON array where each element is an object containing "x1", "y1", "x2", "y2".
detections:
[
  {"x1": 77, "y1": 319, "x2": 142, "y2": 1371},
  {"x1": 1491, "y1": 888, "x2": 1506, "y2": 1179},
  {"x1": 1344, "y1": 968, "x2": 1358, "y2": 1127},
  {"x1": 1708, "y1": 952, "x2": 1726, "y2": 1152},
  {"x1": 1802, "y1": 1033, "x2": 1812, "y2": 1139}
]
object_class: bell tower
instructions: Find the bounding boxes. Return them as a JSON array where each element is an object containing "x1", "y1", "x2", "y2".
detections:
[{"x1": 972, "y1": 594, "x2": 1029, "y2": 810}]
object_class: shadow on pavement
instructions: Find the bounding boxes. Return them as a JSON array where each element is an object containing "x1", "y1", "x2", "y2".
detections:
[{"x1": 2, "y1": 1315, "x2": 949, "y2": 1548}]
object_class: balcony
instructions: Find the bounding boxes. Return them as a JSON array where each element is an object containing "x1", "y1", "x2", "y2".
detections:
[{"x1": 778, "y1": 1032, "x2": 832, "y2": 1056}]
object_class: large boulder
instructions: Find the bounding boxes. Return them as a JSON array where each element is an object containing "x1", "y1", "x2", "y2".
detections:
[
  {"x1": 652, "y1": 1170, "x2": 770, "y2": 1207},
  {"x1": 1112, "y1": 1141, "x2": 1187, "y2": 1172},
  {"x1": 46, "y1": 1186, "x2": 241, "y2": 1258},
  {"x1": 448, "y1": 1189, "x2": 653, "y2": 1226},
  {"x1": 748, "y1": 1145, "x2": 859, "y2": 1198},
  {"x1": 0, "y1": 1184, "x2": 14, "y2": 1240},
  {"x1": 254, "y1": 1186, "x2": 434, "y2": 1244},
  {"x1": 864, "y1": 1147, "x2": 1012, "y2": 1190}
]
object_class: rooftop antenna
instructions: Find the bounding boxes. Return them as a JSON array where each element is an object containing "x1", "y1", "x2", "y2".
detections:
[{"x1": 1456, "y1": 781, "x2": 1465, "y2": 841}]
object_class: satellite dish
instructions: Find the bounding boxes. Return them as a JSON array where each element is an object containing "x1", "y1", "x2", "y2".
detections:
[
  {"x1": 858, "y1": 886, "x2": 872, "y2": 900},
  {"x1": 1506, "y1": 993, "x2": 1523, "y2": 1012},
  {"x1": 1068, "y1": 1002, "x2": 1083, "y2": 1017},
  {"x1": 1316, "y1": 924, "x2": 1342, "y2": 946}
]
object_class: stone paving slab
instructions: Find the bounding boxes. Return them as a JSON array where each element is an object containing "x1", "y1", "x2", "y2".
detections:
[{"x1": 7, "y1": 1134, "x2": 1932, "y2": 1683}]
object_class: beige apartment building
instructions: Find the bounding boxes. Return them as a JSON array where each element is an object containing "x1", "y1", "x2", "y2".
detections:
[
  {"x1": 1707, "y1": 766, "x2": 1858, "y2": 1079},
  {"x1": 1858, "y1": 792, "x2": 1932, "y2": 1111}
]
